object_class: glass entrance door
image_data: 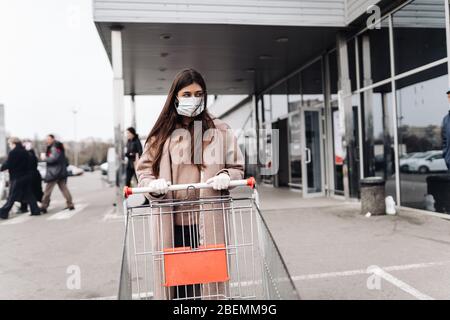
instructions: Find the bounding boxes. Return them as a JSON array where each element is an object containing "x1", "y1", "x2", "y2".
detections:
[
  {"x1": 302, "y1": 108, "x2": 324, "y2": 196},
  {"x1": 288, "y1": 112, "x2": 302, "y2": 189}
]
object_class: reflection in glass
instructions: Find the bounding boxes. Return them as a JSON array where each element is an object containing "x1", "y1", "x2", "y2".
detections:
[
  {"x1": 393, "y1": 0, "x2": 446, "y2": 75},
  {"x1": 289, "y1": 113, "x2": 302, "y2": 187},
  {"x1": 271, "y1": 82, "x2": 288, "y2": 120},
  {"x1": 396, "y1": 66, "x2": 449, "y2": 211},
  {"x1": 304, "y1": 110, "x2": 322, "y2": 193}
]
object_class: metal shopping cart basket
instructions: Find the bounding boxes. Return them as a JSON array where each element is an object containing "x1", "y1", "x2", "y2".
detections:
[{"x1": 118, "y1": 177, "x2": 299, "y2": 300}]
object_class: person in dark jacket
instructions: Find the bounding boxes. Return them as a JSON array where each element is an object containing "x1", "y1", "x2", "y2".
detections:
[
  {"x1": 0, "y1": 137, "x2": 40, "y2": 219},
  {"x1": 19, "y1": 140, "x2": 43, "y2": 213},
  {"x1": 40, "y1": 134, "x2": 74, "y2": 213},
  {"x1": 443, "y1": 90, "x2": 450, "y2": 171},
  {"x1": 125, "y1": 127, "x2": 143, "y2": 187}
]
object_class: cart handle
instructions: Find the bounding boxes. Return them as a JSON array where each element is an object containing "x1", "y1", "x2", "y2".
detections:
[{"x1": 123, "y1": 177, "x2": 256, "y2": 198}]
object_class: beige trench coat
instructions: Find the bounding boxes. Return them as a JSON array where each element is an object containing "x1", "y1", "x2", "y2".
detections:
[{"x1": 135, "y1": 118, "x2": 244, "y2": 299}]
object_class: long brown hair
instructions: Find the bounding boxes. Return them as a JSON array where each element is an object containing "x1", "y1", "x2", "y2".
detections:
[{"x1": 145, "y1": 68, "x2": 216, "y2": 178}]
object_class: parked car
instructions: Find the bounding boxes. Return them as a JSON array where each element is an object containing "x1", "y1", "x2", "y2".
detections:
[
  {"x1": 67, "y1": 165, "x2": 84, "y2": 176},
  {"x1": 37, "y1": 162, "x2": 84, "y2": 178},
  {"x1": 80, "y1": 164, "x2": 94, "y2": 172},
  {"x1": 399, "y1": 152, "x2": 430, "y2": 172},
  {"x1": 37, "y1": 162, "x2": 47, "y2": 179},
  {"x1": 100, "y1": 162, "x2": 108, "y2": 175},
  {"x1": 407, "y1": 151, "x2": 447, "y2": 174}
]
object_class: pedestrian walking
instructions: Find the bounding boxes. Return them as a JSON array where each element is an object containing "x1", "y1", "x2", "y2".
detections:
[
  {"x1": 125, "y1": 127, "x2": 143, "y2": 187},
  {"x1": 135, "y1": 68, "x2": 244, "y2": 299},
  {"x1": 40, "y1": 134, "x2": 74, "y2": 213},
  {"x1": 0, "y1": 137, "x2": 40, "y2": 219},
  {"x1": 19, "y1": 140, "x2": 43, "y2": 213}
]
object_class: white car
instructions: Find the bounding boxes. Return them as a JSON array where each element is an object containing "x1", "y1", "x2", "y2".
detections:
[
  {"x1": 100, "y1": 162, "x2": 108, "y2": 175},
  {"x1": 408, "y1": 151, "x2": 447, "y2": 174},
  {"x1": 37, "y1": 162, "x2": 47, "y2": 179},
  {"x1": 400, "y1": 152, "x2": 431, "y2": 172},
  {"x1": 37, "y1": 162, "x2": 84, "y2": 178},
  {"x1": 67, "y1": 165, "x2": 84, "y2": 176}
]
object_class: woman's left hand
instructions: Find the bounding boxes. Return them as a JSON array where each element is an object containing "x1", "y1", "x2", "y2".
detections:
[{"x1": 206, "y1": 173, "x2": 230, "y2": 190}]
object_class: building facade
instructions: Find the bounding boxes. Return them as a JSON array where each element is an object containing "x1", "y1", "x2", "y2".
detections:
[{"x1": 94, "y1": 0, "x2": 450, "y2": 213}]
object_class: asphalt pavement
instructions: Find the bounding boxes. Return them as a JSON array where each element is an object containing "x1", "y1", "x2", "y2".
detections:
[
  {"x1": 0, "y1": 171, "x2": 124, "y2": 300},
  {"x1": 1, "y1": 173, "x2": 450, "y2": 300}
]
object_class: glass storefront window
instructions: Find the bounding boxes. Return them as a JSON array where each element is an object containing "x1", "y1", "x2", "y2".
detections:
[
  {"x1": 396, "y1": 63, "x2": 449, "y2": 211},
  {"x1": 359, "y1": 84, "x2": 397, "y2": 201},
  {"x1": 300, "y1": 60, "x2": 324, "y2": 108},
  {"x1": 263, "y1": 94, "x2": 272, "y2": 123},
  {"x1": 288, "y1": 112, "x2": 302, "y2": 187},
  {"x1": 393, "y1": 0, "x2": 447, "y2": 75},
  {"x1": 358, "y1": 17, "x2": 391, "y2": 85},
  {"x1": 288, "y1": 74, "x2": 301, "y2": 113},
  {"x1": 271, "y1": 82, "x2": 288, "y2": 120},
  {"x1": 348, "y1": 38, "x2": 359, "y2": 92}
]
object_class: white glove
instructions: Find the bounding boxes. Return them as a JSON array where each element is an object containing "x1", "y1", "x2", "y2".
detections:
[
  {"x1": 149, "y1": 179, "x2": 170, "y2": 195},
  {"x1": 206, "y1": 173, "x2": 231, "y2": 190}
]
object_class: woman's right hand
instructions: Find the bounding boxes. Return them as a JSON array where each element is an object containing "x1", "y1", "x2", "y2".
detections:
[{"x1": 149, "y1": 178, "x2": 170, "y2": 195}]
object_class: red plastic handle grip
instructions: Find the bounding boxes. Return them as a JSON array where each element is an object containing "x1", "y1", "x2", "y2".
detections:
[
  {"x1": 246, "y1": 177, "x2": 256, "y2": 189},
  {"x1": 123, "y1": 186, "x2": 133, "y2": 198}
]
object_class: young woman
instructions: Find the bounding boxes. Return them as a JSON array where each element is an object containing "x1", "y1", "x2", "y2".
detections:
[{"x1": 135, "y1": 68, "x2": 244, "y2": 299}]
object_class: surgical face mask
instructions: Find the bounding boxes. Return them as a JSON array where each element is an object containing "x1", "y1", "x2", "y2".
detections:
[
  {"x1": 24, "y1": 142, "x2": 32, "y2": 151},
  {"x1": 175, "y1": 97, "x2": 205, "y2": 117}
]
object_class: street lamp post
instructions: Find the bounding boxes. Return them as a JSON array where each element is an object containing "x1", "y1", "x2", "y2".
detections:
[{"x1": 72, "y1": 108, "x2": 78, "y2": 166}]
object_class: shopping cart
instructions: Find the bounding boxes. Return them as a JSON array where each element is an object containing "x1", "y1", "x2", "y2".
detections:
[{"x1": 118, "y1": 177, "x2": 299, "y2": 300}]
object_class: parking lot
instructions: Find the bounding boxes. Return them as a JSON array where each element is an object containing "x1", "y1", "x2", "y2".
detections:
[
  {"x1": 1, "y1": 173, "x2": 450, "y2": 300},
  {"x1": 258, "y1": 186, "x2": 450, "y2": 300}
]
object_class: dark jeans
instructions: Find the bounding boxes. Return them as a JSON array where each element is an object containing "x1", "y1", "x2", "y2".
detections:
[
  {"x1": 125, "y1": 167, "x2": 136, "y2": 187},
  {"x1": 0, "y1": 178, "x2": 40, "y2": 218},
  {"x1": 173, "y1": 225, "x2": 200, "y2": 299}
]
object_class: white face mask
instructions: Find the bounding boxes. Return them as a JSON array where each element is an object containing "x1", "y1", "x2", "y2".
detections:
[
  {"x1": 176, "y1": 97, "x2": 205, "y2": 117},
  {"x1": 24, "y1": 142, "x2": 32, "y2": 151}
]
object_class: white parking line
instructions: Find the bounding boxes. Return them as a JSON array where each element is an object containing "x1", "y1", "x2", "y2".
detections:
[
  {"x1": 87, "y1": 261, "x2": 450, "y2": 300},
  {"x1": 292, "y1": 260, "x2": 450, "y2": 281},
  {"x1": 0, "y1": 214, "x2": 33, "y2": 225},
  {"x1": 102, "y1": 207, "x2": 124, "y2": 222},
  {"x1": 46, "y1": 203, "x2": 88, "y2": 220},
  {"x1": 371, "y1": 267, "x2": 434, "y2": 300}
]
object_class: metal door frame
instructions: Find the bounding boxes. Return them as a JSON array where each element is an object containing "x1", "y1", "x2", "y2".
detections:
[{"x1": 301, "y1": 107, "x2": 326, "y2": 197}]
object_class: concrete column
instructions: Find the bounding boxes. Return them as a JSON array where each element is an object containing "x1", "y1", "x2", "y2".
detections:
[
  {"x1": 111, "y1": 26, "x2": 125, "y2": 188},
  {"x1": 445, "y1": 0, "x2": 450, "y2": 87},
  {"x1": 362, "y1": 34, "x2": 375, "y2": 177},
  {"x1": 336, "y1": 33, "x2": 357, "y2": 199},
  {"x1": 388, "y1": 15, "x2": 401, "y2": 204},
  {"x1": 323, "y1": 54, "x2": 335, "y2": 196},
  {"x1": 130, "y1": 94, "x2": 137, "y2": 130},
  {"x1": 0, "y1": 104, "x2": 6, "y2": 159},
  {"x1": 253, "y1": 94, "x2": 261, "y2": 182}
]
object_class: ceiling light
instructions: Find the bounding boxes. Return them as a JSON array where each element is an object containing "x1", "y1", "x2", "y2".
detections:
[
  {"x1": 259, "y1": 55, "x2": 273, "y2": 60},
  {"x1": 276, "y1": 37, "x2": 289, "y2": 43},
  {"x1": 160, "y1": 33, "x2": 172, "y2": 40}
]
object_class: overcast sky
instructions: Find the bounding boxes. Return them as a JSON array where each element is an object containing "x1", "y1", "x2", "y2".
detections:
[{"x1": 0, "y1": 0, "x2": 165, "y2": 142}]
